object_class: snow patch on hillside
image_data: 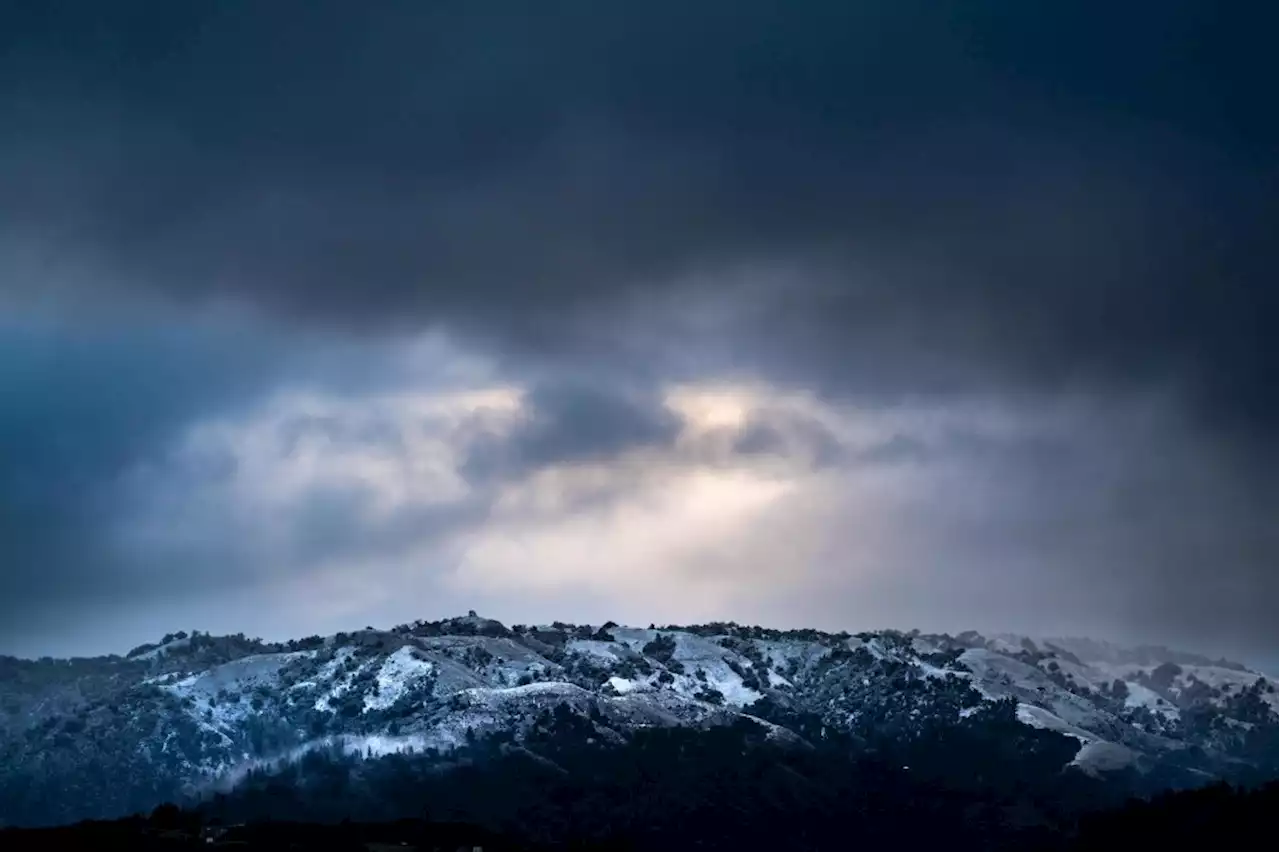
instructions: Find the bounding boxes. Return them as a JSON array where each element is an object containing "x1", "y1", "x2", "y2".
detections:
[
  {"x1": 1122, "y1": 682, "x2": 1179, "y2": 720},
  {"x1": 1175, "y1": 666, "x2": 1279, "y2": 712},
  {"x1": 131, "y1": 636, "x2": 194, "y2": 661},
  {"x1": 1071, "y1": 740, "x2": 1138, "y2": 774},
  {"x1": 363, "y1": 646, "x2": 437, "y2": 712},
  {"x1": 463, "y1": 681, "x2": 593, "y2": 705},
  {"x1": 313, "y1": 648, "x2": 362, "y2": 711},
  {"x1": 566, "y1": 639, "x2": 637, "y2": 664},
  {"x1": 607, "y1": 675, "x2": 651, "y2": 695},
  {"x1": 1015, "y1": 703, "x2": 1090, "y2": 743}
]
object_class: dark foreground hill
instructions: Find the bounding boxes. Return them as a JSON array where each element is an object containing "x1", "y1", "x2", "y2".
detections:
[
  {"x1": 1, "y1": 781, "x2": 1273, "y2": 851},
  {"x1": 0, "y1": 816, "x2": 510, "y2": 852}
]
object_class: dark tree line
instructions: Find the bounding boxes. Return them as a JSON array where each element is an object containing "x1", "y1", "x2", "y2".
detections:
[{"x1": 181, "y1": 696, "x2": 1254, "y2": 851}]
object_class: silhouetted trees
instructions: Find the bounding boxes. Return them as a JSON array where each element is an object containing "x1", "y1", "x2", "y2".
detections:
[{"x1": 181, "y1": 696, "x2": 1176, "y2": 850}]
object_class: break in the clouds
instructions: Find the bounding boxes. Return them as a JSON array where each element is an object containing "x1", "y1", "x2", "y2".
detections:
[{"x1": 0, "y1": 2, "x2": 1273, "y2": 665}]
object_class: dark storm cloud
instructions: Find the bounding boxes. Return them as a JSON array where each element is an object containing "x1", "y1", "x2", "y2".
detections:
[
  {"x1": 0, "y1": 311, "x2": 459, "y2": 647},
  {"x1": 0, "y1": 2, "x2": 1273, "y2": 658},
  {"x1": 0, "y1": 317, "x2": 282, "y2": 635},
  {"x1": 510, "y1": 383, "x2": 682, "y2": 466},
  {"x1": 731, "y1": 410, "x2": 845, "y2": 469},
  {"x1": 851, "y1": 435, "x2": 930, "y2": 466},
  {"x1": 461, "y1": 381, "x2": 682, "y2": 484},
  {"x1": 901, "y1": 418, "x2": 1274, "y2": 664},
  {"x1": 2, "y1": 2, "x2": 1270, "y2": 435}
]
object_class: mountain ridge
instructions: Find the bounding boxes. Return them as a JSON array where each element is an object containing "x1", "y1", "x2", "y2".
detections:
[{"x1": 1, "y1": 614, "x2": 1275, "y2": 827}]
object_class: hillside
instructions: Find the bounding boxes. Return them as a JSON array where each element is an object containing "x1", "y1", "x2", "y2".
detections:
[{"x1": 1, "y1": 615, "x2": 1275, "y2": 828}]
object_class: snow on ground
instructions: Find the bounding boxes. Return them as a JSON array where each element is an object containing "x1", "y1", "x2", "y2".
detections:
[
  {"x1": 602, "y1": 630, "x2": 815, "y2": 700},
  {"x1": 1045, "y1": 689, "x2": 1123, "y2": 733},
  {"x1": 554, "y1": 628, "x2": 769, "y2": 707},
  {"x1": 1070, "y1": 740, "x2": 1138, "y2": 774},
  {"x1": 1008, "y1": 701, "x2": 1100, "y2": 752},
  {"x1": 567, "y1": 639, "x2": 633, "y2": 663},
  {"x1": 913, "y1": 657, "x2": 969, "y2": 681},
  {"x1": 162, "y1": 672, "x2": 256, "y2": 747},
  {"x1": 766, "y1": 669, "x2": 792, "y2": 688},
  {"x1": 663, "y1": 636, "x2": 762, "y2": 705},
  {"x1": 131, "y1": 636, "x2": 194, "y2": 661},
  {"x1": 583, "y1": 631, "x2": 764, "y2": 707},
  {"x1": 1122, "y1": 682, "x2": 1180, "y2": 721},
  {"x1": 1174, "y1": 665, "x2": 1279, "y2": 712},
  {"x1": 957, "y1": 648, "x2": 1026, "y2": 702},
  {"x1": 167, "y1": 651, "x2": 312, "y2": 694},
  {"x1": 1015, "y1": 703, "x2": 1090, "y2": 743},
  {"x1": 313, "y1": 648, "x2": 361, "y2": 711},
  {"x1": 413, "y1": 635, "x2": 558, "y2": 688},
  {"x1": 753, "y1": 638, "x2": 829, "y2": 676},
  {"x1": 142, "y1": 623, "x2": 1276, "y2": 793},
  {"x1": 668, "y1": 668, "x2": 761, "y2": 707},
  {"x1": 608, "y1": 690, "x2": 722, "y2": 727},
  {"x1": 960, "y1": 648, "x2": 1129, "y2": 739},
  {"x1": 462, "y1": 680, "x2": 593, "y2": 705},
  {"x1": 849, "y1": 636, "x2": 889, "y2": 660},
  {"x1": 160, "y1": 649, "x2": 317, "y2": 738},
  {"x1": 607, "y1": 675, "x2": 654, "y2": 695},
  {"x1": 704, "y1": 667, "x2": 761, "y2": 706},
  {"x1": 737, "y1": 713, "x2": 803, "y2": 743},
  {"x1": 1038, "y1": 656, "x2": 1111, "y2": 690},
  {"x1": 1089, "y1": 660, "x2": 1279, "y2": 714},
  {"x1": 1038, "y1": 654, "x2": 1180, "y2": 726},
  {"x1": 316, "y1": 647, "x2": 353, "y2": 678},
  {"x1": 910, "y1": 636, "x2": 943, "y2": 656},
  {"x1": 363, "y1": 646, "x2": 437, "y2": 712},
  {"x1": 142, "y1": 671, "x2": 184, "y2": 685},
  {"x1": 608, "y1": 627, "x2": 661, "y2": 652}
]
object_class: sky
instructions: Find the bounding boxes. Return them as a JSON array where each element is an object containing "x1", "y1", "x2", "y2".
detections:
[{"x1": 0, "y1": 2, "x2": 1274, "y2": 667}]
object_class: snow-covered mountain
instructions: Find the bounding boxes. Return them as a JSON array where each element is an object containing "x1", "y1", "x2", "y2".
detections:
[{"x1": 1, "y1": 615, "x2": 1275, "y2": 826}]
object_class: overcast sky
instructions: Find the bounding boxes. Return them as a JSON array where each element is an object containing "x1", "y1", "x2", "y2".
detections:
[{"x1": 1, "y1": 1, "x2": 1273, "y2": 667}]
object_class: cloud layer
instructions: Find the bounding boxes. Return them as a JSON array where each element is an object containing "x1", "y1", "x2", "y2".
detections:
[{"x1": 0, "y1": 2, "x2": 1272, "y2": 664}]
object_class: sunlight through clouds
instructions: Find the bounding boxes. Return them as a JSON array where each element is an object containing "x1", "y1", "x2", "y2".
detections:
[{"x1": 454, "y1": 466, "x2": 799, "y2": 604}]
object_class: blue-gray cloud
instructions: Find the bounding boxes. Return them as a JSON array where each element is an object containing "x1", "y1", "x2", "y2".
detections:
[
  {"x1": 0, "y1": 2, "x2": 1268, "y2": 444},
  {"x1": 0, "y1": 1, "x2": 1272, "y2": 661},
  {"x1": 0, "y1": 316, "x2": 282, "y2": 624},
  {"x1": 730, "y1": 410, "x2": 845, "y2": 469},
  {"x1": 461, "y1": 382, "x2": 682, "y2": 485}
]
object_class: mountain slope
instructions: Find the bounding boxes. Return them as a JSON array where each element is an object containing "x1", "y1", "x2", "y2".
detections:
[{"x1": 1, "y1": 615, "x2": 1275, "y2": 826}]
